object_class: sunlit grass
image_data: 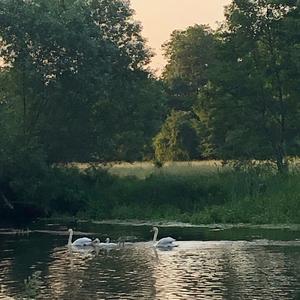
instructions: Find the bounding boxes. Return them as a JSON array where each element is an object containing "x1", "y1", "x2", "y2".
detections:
[
  {"x1": 71, "y1": 159, "x2": 300, "y2": 179},
  {"x1": 74, "y1": 161, "x2": 225, "y2": 179},
  {"x1": 109, "y1": 159, "x2": 300, "y2": 178}
]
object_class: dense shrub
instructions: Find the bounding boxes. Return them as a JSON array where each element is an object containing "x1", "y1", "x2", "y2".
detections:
[{"x1": 153, "y1": 111, "x2": 200, "y2": 161}]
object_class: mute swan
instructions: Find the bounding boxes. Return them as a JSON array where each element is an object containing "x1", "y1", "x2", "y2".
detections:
[
  {"x1": 152, "y1": 227, "x2": 178, "y2": 249},
  {"x1": 67, "y1": 229, "x2": 100, "y2": 247},
  {"x1": 99, "y1": 238, "x2": 118, "y2": 248}
]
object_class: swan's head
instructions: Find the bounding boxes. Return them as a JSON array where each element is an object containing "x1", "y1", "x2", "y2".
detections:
[
  {"x1": 105, "y1": 238, "x2": 110, "y2": 243},
  {"x1": 151, "y1": 227, "x2": 158, "y2": 232},
  {"x1": 92, "y1": 238, "x2": 100, "y2": 245},
  {"x1": 68, "y1": 229, "x2": 73, "y2": 234}
]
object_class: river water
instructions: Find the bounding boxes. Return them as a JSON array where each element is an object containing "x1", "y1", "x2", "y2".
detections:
[{"x1": 0, "y1": 222, "x2": 299, "y2": 299}]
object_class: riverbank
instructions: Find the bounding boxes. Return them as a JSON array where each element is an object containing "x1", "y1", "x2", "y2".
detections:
[
  {"x1": 37, "y1": 218, "x2": 300, "y2": 231},
  {"x1": 2, "y1": 163, "x2": 299, "y2": 225}
]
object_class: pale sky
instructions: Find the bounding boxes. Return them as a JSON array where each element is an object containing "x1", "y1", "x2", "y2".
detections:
[{"x1": 130, "y1": 0, "x2": 231, "y2": 74}]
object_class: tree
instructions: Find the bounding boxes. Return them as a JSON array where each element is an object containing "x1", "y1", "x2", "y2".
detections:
[
  {"x1": 162, "y1": 25, "x2": 217, "y2": 111},
  {"x1": 196, "y1": 0, "x2": 300, "y2": 172},
  {"x1": 0, "y1": 0, "x2": 163, "y2": 163},
  {"x1": 92, "y1": 76, "x2": 167, "y2": 162},
  {"x1": 153, "y1": 110, "x2": 200, "y2": 162}
]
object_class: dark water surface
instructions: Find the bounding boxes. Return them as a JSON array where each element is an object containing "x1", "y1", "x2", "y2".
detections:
[{"x1": 0, "y1": 222, "x2": 299, "y2": 299}]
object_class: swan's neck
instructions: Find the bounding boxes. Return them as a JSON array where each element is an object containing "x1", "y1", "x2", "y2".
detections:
[
  {"x1": 68, "y1": 230, "x2": 73, "y2": 246},
  {"x1": 153, "y1": 229, "x2": 158, "y2": 243}
]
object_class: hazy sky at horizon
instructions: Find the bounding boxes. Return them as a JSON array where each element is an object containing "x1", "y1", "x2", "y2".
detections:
[{"x1": 131, "y1": 0, "x2": 231, "y2": 73}]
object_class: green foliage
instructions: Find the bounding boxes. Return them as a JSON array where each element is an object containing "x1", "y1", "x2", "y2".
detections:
[
  {"x1": 153, "y1": 110, "x2": 200, "y2": 161},
  {"x1": 0, "y1": 0, "x2": 165, "y2": 163},
  {"x1": 93, "y1": 77, "x2": 167, "y2": 162},
  {"x1": 0, "y1": 106, "x2": 49, "y2": 212},
  {"x1": 188, "y1": 169, "x2": 300, "y2": 224},
  {"x1": 162, "y1": 25, "x2": 217, "y2": 111},
  {"x1": 195, "y1": 0, "x2": 300, "y2": 172},
  {"x1": 1, "y1": 0, "x2": 300, "y2": 225},
  {"x1": 0, "y1": 0, "x2": 167, "y2": 216},
  {"x1": 68, "y1": 165, "x2": 300, "y2": 224},
  {"x1": 1, "y1": 155, "x2": 299, "y2": 224},
  {"x1": 81, "y1": 170, "x2": 228, "y2": 220},
  {"x1": 158, "y1": 0, "x2": 300, "y2": 171}
]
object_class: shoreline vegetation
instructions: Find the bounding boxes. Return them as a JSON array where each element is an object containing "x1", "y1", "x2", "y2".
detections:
[
  {"x1": 1, "y1": 161, "x2": 300, "y2": 225},
  {"x1": 38, "y1": 217, "x2": 300, "y2": 231}
]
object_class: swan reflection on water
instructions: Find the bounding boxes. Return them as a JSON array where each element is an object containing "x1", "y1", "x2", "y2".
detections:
[{"x1": 68, "y1": 243, "x2": 100, "y2": 257}]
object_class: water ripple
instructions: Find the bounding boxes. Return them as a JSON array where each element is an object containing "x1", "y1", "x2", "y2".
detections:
[{"x1": 0, "y1": 235, "x2": 299, "y2": 299}]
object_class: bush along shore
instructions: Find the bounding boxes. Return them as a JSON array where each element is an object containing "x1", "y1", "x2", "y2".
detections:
[{"x1": 1, "y1": 164, "x2": 300, "y2": 225}]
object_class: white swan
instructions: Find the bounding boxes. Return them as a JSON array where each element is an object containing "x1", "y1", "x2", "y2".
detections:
[
  {"x1": 152, "y1": 227, "x2": 178, "y2": 249},
  {"x1": 99, "y1": 238, "x2": 118, "y2": 249},
  {"x1": 67, "y1": 229, "x2": 100, "y2": 247}
]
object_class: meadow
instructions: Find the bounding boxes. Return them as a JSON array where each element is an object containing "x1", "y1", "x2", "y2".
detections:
[{"x1": 108, "y1": 161, "x2": 224, "y2": 178}]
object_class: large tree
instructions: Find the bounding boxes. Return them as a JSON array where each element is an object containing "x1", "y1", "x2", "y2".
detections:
[
  {"x1": 162, "y1": 25, "x2": 217, "y2": 111},
  {"x1": 0, "y1": 0, "x2": 164, "y2": 162},
  {"x1": 196, "y1": 0, "x2": 300, "y2": 172},
  {"x1": 155, "y1": 25, "x2": 217, "y2": 161}
]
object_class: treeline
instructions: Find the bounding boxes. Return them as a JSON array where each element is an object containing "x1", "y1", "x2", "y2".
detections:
[
  {"x1": 155, "y1": 0, "x2": 300, "y2": 173},
  {"x1": 0, "y1": 0, "x2": 300, "y2": 221}
]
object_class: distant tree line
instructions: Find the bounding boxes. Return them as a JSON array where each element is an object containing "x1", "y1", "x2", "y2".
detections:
[{"x1": 155, "y1": 0, "x2": 300, "y2": 173}]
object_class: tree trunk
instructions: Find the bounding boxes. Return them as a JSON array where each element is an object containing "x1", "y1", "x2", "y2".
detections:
[{"x1": 275, "y1": 145, "x2": 288, "y2": 174}]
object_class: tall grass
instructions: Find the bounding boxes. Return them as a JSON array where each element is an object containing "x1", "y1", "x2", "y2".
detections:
[
  {"x1": 76, "y1": 163, "x2": 300, "y2": 224},
  {"x1": 3, "y1": 161, "x2": 300, "y2": 224},
  {"x1": 189, "y1": 171, "x2": 300, "y2": 224}
]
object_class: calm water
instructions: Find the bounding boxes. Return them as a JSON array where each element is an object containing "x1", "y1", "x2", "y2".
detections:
[{"x1": 0, "y1": 222, "x2": 299, "y2": 299}]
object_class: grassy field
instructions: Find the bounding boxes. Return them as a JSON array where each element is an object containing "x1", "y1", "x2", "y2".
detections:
[
  {"x1": 73, "y1": 159, "x2": 300, "y2": 179},
  {"x1": 108, "y1": 161, "x2": 225, "y2": 178},
  {"x1": 73, "y1": 161, "x2": 226, "y2": 179}
]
